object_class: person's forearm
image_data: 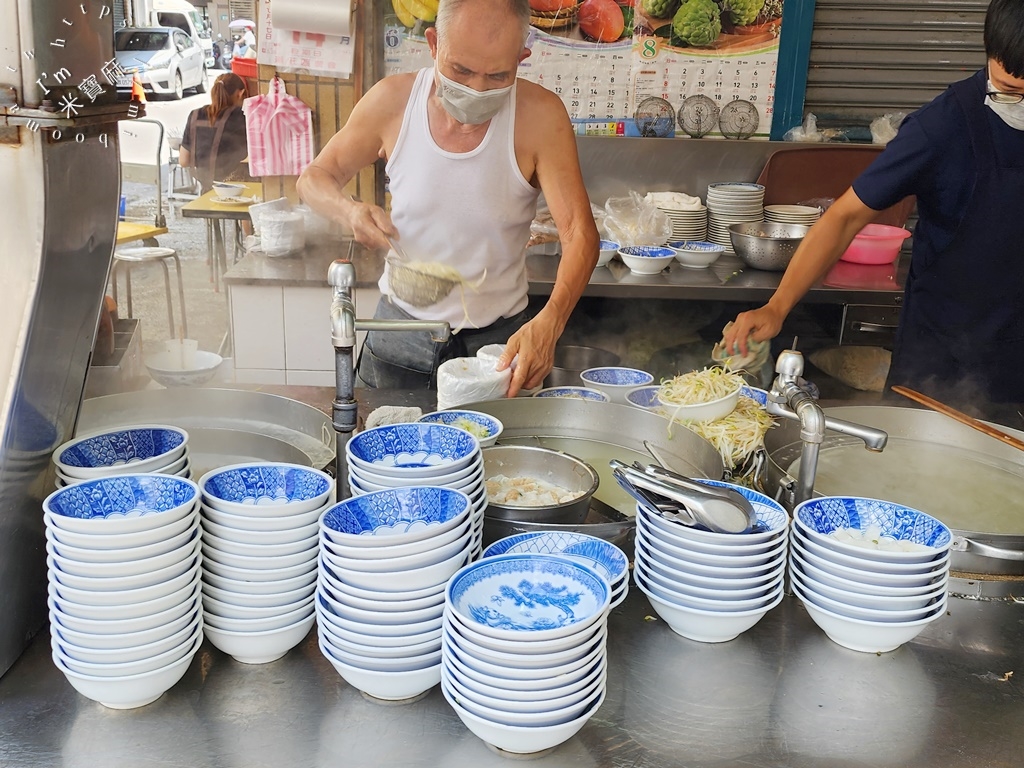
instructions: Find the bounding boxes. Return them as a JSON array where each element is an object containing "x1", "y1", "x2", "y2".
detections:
[
  {"x1": 295, "y1": 165, "x2": 358, "y2": 227},
  {"x1": 540, "y1": 226, "x2": 599, "y2": 332}
]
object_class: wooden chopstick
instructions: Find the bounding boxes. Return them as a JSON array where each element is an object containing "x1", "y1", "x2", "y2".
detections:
[{"x1": 891, "y1": 385, "x2": 1024, "y2": 453}]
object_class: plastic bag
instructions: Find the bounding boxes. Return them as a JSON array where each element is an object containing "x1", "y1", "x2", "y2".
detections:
[
  {"x1": 784, "y1": 113, "x2": 823, "y2": 143},
  {"x1": 529, "y1": 201, "x2": 607, "y2": 246},
  {"x1": 437, "y1": 357, "x2": 512, "y2": 410},
  {"x1": 870, "y1": 111, "x2": 906, "y2": 145},
  {"x1": 603, "y1": 191, "x2": 672, "y2": 247}
]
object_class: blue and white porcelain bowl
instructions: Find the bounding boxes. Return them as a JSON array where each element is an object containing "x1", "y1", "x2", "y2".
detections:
[
  {"x1": 532, "y1": 386, "x2": 610, "y2": 402},
  {"x1": 794, "y1": 496, "x2": 952, "y2": 564},
  {"x1": 667, "y1": 240, "x2": 725, "y2": 269},
  {"x1": 482, "y1": 533, "x2": 627, "y2": 588},
  {"x1": 740, "y1": 386, "x2": 769, "y2": 406},
  {"x1": 624, "y1": 385, "x2": 664, "y2": 412},
  {"x1": 579, "y1": 367, "x2": 655, "y2": 405},
  {"x1": 199, "y1": 463, "x2": 333, "y2": 516},
  {"x1": 54, "y1": 425, "x2": 188, "y2": 479},
  {"x1": 320, "y1": 486, "x2": 472, "y2": 547},
  {"x1": 347, "y1": 423, "x2": 480, "y2": 478},
  {"x1": 43, "y1": 474, "x2": 199, "y2": 536},
  {"x1": 446, "y1": 554, "x2": 611, "y2": 643},
  {"x1": 617, "y1": 245, "x2": 675, "y2": 275},
  {"x1": 417, "y1": 410, "x2": 503, "y2": 448},
  {"x1": 597, "y1": 240, "x2": 619, "y2": 267}
]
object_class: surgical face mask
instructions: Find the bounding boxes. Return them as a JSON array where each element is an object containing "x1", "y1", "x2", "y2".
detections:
[
  {"x1": 435, "y1": 67, "x2": 513, "y2": 125},
  {"x1": 985, "y1": 78, "x2": 1024, "y2": 131}
]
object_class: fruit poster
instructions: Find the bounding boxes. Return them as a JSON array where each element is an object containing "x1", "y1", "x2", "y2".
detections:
[{"x1": 382, "y1": 0, "x2": 785, "y2": 139}]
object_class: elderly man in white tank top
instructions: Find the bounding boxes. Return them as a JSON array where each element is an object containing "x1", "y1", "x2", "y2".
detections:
[{"x1": 296, "y1": 0, "x2": 599, "y2": 395}]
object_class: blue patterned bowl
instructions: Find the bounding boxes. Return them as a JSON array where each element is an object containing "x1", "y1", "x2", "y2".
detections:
[
  {"x1": 667, "y1": 240, "x2": 725, "y2": 269},
  {"x1": 625, "y1": 385, "x2": 664, "y2": 412},
  {"x1": 55, "y1": 426, "x2": 188, "y2": 479},
  {"x1": 321, "y1": 486, "x2": 472, "y2": 547},
  {"x1": 347, "y1": 424, "x2": 480, "y2": 478},
  {"x1": 740, "y1": 386, "x2": 769, "y2": 406},
  {"x1": 446, "y1": 554, "x2": 611, "y2": 642},
  {"x1": 794, "y1": 496, "x2": 952, "y2": 564},
  {"x1": 580, "y1": 367, "x2": 654, "y2": 404},
  {"x1": 532, "y1": 387, "x2": 610, "y2": 403},
  {"x1": 417, "y1": 410, "x2": 503, "y2": 448},
  {"x1": 43, "y1": 474, "x2": 199, "y2": 535},
  {"x1": 199, "y1": 463, "x2": 333, "y2": 516},
  {"x1": 597, "y1": 240, "x2": 619, "y2": 267},
  {"x1": 482, "y1": 532, "x2": 628, "y2": 586},
  {"x1": 617, "y1": 246, "x2": 675, "y2": 275}
]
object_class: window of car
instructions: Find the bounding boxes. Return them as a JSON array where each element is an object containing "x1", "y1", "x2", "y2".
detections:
[
  {"x1": 173, "y1": 31, "x2": 189, "y2": 52},
  {"x1": 115, "y1": 30, "x2": 170, "y2": 52}
]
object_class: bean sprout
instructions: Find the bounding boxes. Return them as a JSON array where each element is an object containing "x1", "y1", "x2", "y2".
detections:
[{"x1": 668, "y1": 394, "x2": 776, "y2": 469}]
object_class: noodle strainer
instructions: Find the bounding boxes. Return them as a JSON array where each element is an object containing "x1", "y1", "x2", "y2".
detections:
[{"x1": 385, "y1": 234, "x2": 460, "y2": 308}]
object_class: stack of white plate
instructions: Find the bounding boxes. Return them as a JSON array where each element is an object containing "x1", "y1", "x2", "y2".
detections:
[
  {"x1": 482, "y1": 532, "x2": 629, "y2": 609},
  {"x1": 441, "y1": 554, "x2": 611, "y2": 756},
  {"x1": 706, "y1": 183, "x2": 765, "y2": 250},
  {"x1": 197, "y1": 463, "x2": 331, "y2": 663},
  {"x1": 316, "y1": 486, "x2": 473, "y2": 702},
  {"x1": 44, "y1": 474, "x2": 203, "y2": 709},
  {"x1": 764, "y1": 204, "x2": 821, "y2": 226},
  {"x1": 657, "y1": 205, "x2": 708, "y2": 242},
  {"x1": 346, "y1": 423, "x2": 485, "y2": 559},
  {"x1": 790, "y1": 496, "x2": 952, "y2": 653},
  {"x1": 633, "y1": 480, "x2": 788, "y2": 643},
  {"x1": 52, "y1": 425, "x2": 192, "y2": 489}
]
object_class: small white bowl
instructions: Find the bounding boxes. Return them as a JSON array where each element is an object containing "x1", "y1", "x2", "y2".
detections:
[
  {"x1": 637, "y1": 509, "x2": 783, "y2": 556},
  {"x1": 202, "y1": 579, "x2": 316, "y2": 609},
  {"x1": 53, "y1": 625, "x2": 202, "y2": 678},
  {"x1": 790, "y1": 548, "x2": 946, "y2": 597},
  {"x1": 443, "y1": 662, "x2": 605, "y2": 716},
  {"x1": 203, "y1": 556, "x2": 316, "y2": 584},
  {"x1": 793, "y1": 510, "x2": 950, "y2": 565},
  {"x1": 789, "y1": 535, "x2": 944, "y2": 589},
  {"x1": 444, "y1": 648, "x2": 604, "y2": 701},
  {"x1": 667, "y1": 240, "x2": 725, "y2": 269},
  {"x1": 793, "y1": 528, "x2": 950, "y2": 575},
  {"x1": 47, "y1": 585, "x2": 199, "y2": 636},
  {"x1": 203, "y1": 599, "x2": 313, "y2": 634},
  {"x1": 325, "y1": 549, "x2": 468, "y2": 593},
  {"x1": 635, "y1": 534, "x2": 779, "y2": 581},
  {"x1": 638, "y1": 522, "x2": 787, "y2": 569},
  {"x1": 635, "y1": 552, "x2": 782, "y2": 603},
  {"x1": 201, "y1": 541, "x2": 316, "y2": 572},
  {"x1": 201, "y1": 567, "x2": 317, "y2": 596},
  {"x1": 638, "y1": 547, "x2": 782, "y2": 592},
  {"x1": 316, "y1": 605, "x2": 442, "y2": 649},
  {"x1": 656, "y1": 384, "x2": 741, "y2": 423},
  {"x1": 52, "y1": 639, "x2": 197, "y2": 709},
  {"x1": 640, "y1": 582, "x2": 784, "y2": 643},
  {"x1": 320, "y1": 517, "x2": 471, "y2": 561},
  {"x1": 793, "y1": 580, "x2": 948, "y2": 653},
  {"x1": 53, "y1": 613, "x2": 200, "y2": 665},
  {"x1": 51, "y1": 605, "x2": 198, "y2": 651},
  {"x1": 791, "y1": 566, "x2": 947, "y2": 612},
  {"x1": 316, "y1": 593, "x2": 443, "y2": 638},
  {"x1": 617, "y1": 245, "x2": 675, "y2": 275},
  {"x1": 46, "y1": 517, "x2": 199, "y2": 565},
  {"x1": 201, "y1": 502, "x2": 325, "y2": 533},
  {"x1": 319, "y1": 577, "x2": 443, "y2": 614},
  {"x1": 45, "y1": 512, "x2": 196, "y2": 551},
  {"x1": 44, "y1": 524, "x2": 199, "y2": 579},
  {"x1": 202, "y1": 530, "x2": 319, "y2": 559},
  {"x1": 441, "y1": 675, "x2": 604, "y2": 728},
  {"x1": 201, "y1": 516, "x2": 320, "y2": 545},
  {"x1": 320, "y1": 529, "x2": 470, "y2": 574},
  {"x1": 49, "y1": 559, "x2": 200, "y2": 609},
  {"x1": 47, "y1": 543, "x2": 199, "y2": 593},
  {"x1": 320, "y1": 634, "x2": 441, "y2": 673},
  {"x1": 318, "y1": 636, "x2": 441, "y2": 701},
  {"x1": 443, "y1": 619, "x2": 606, "y2": 671},
  {"x1": 53, "y1": 425, "x2": 189, "y2": 479},
  {"x1": 203, "y1": 592, "x2": 314, "y2": 621},
  {"x1": 316, "y1": 586, "x2": 443, "y2": 627},
  {"x1": 318, "y1": 562, "x2": 446, "y2": 603},
  {"x1": 320, "y1": 621, "x2": 441, "y2": 660},
  {"x1": 445, "y1": 607, "x2": 606, "y2": 658},
  {"x1": 347, "y1": 461, "x2": 482, "y2": 490},
  {"x1": 445, "y1": 627, "x2": 604, "y2": 682},
  {"x1": 205, "y1": 613, "x2": 315, "y2": 665},
  {"x1": 212, "y1": 181, "x2": 246, "y2": 198},
  {"x1": 790, "y1": 571, "x2": 944, "y2": 623},
  {"x1": 597, "y1": 240, "x2": 619, "y2": 267},
  {"x1": 635, "y1": 563, "x2": 783, "y2": 614}
]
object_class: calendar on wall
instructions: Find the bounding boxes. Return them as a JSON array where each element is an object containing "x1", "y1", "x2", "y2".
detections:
[{"x1": 382, "y1": 0, "x2": 786, "y2": 139}]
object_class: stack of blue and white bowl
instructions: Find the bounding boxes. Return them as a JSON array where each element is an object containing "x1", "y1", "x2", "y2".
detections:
[
  {"x1": 633, "y1": 480, "x2": 788, "y2": 643},
  {"x1": 197, "y1": 463, "x2": 331, "y2": 664},
  {"x1": 789, "y1": 496, "x2": 952, "y2": 653},
  {"x1": 44, "y1": 474, "x2": 203, "y2": 709},
  {"x1": 482, "y1": 532, "x2": 629, "y2": 609},
  {"x1": 441, "y1": 554, "x2": 611, "y2": 756},
  {"x1": 346, "y1": 423, "x2": 485, "y2": 559},
  {"x1": 317, "y1": 486, "x2": 473, "y2": 701},
  {"x1": 52, "y1": 425, "x2": 192, "y2": 489}
]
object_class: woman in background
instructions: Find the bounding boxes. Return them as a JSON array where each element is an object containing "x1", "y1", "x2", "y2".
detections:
[{"x1": 179, "y1": 72, "x2": 249, "y2": 193}]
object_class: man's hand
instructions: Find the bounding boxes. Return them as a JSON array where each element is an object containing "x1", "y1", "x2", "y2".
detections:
[
  {"x1": 722, "y1": 306, "x2": 786, "y2": 358},
  {"x1": 347, "y1": 200, "x2": 398, "y2": 251},
  {"x1": 498, "y1": 313, "x2": 560, "y2": 397}
]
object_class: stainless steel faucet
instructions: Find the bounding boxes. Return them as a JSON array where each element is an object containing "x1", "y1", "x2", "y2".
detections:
[
  {"x1": 328, "y1": 254, "x2": 451, "y2": 496},
  {"x1": 766, "y1": 347, "x2": 888, "y2": 505}
]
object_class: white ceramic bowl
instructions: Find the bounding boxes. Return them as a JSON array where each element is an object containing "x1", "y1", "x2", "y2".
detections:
[
  {"x1": 51, "y1": 605, "x2": 198, "y2": 651},
  {"x1": 201, "y1": 540, "x2": 316, "y2": 572},
  {"x1": 639, "y1": 583, "x2": 784, "y2": 643},
  {"x1": 198, "y1": 463, "x2": 334, "y2": 516},
  {"x1": 316, "y1": 593, "x2": 443, "y2": 638},
  {"x1": 44, "y1": 480, "x2": 198, "y2": 536},
  {"x1": 201, "y1": 516, "x2": 320, "y2": 545},
  {"x1": 789, "y1": 571, "x2": 944, "y2": 623},
  {"x1": 579, "y1": 367, "x2": 655, "y2": 405},
  {"x1": 204, "y1": 613, "x2": 315, "y2": 664},
  {"x1": 638, "y1": 546, "x2": 782, "y2": 592},
  {"x1": 53, "y1": 625, "x2": 202, "y2": 678},
  {"x1": 443, "y1": 663, "x2": 605, "y2": 717},
  {"x1": 45, "y1": 512, "x2": 196, "y2": 551},
  {"x1": 617, "y1": 246, "x2": 675, "y2": 275},
  {"x1": 637, "y1": 509, "x2": 784, "y2": 556},
  {"x1": 793, "y1": 580, "x2": 948, "y2": 653},
  {"x1": 667, "y1": 240, "x2": 725, "y2": 268},
  {"x1": 45, "y1": 517, "x2": 199, "y2": 564},
  {"x1": 53, "y1": 425, "x2": 188, "y2": 479},
  {"x1": 638, "y1": 521, "x2": 787, "y2": 569},
  {"x1": 52, "y1": 641, "x2": 196, "y2": 709},
  {"x1": 47, "y1": 543, "x2": 200, "y2": 593},
  {"x1": 347, "y1": 461, "x2": 482, "y2": 490},
  {"x1": 319, "y1": 577, "x2": 443, "y2": 614},
  {"x1": 445, "y1": 628, "x2": 604, "y2": 682},
  {"x1": 318, "y1": 562, "x2": 446, "y2": 603},
  {"x1": 203, "y1": 530, "x2": 319, "y2": 558},
  {"x1": 316, "y1": 586, "x2": 443, "y2": 627},
  {"x1": 636, "y1": 534, "x2": 779, "y2": 581},
  {"x1": 791, "y1": 566, "x2": 948, "y2": 612},
  {"x1": 445, "y1": 608, "x2": 606, "y2": 658},
  {"x1": 656, "y1": 384, "x2": 741, "y2": 423},
  {"x1": 444, "y1": 687, "x2": 604, "y2": 755},
  {"x1": 443, "y1": 620, "x2": 606, "y2": 671},
  {"x1": 201, "y1": 502, "x2": 326, "y2": 533},
  {"x1": 635, "y1": 552, "x2": 783, "y2": 603},
  {"x1": 47, "y1": 585, "x2": 199, "y2": 636},
  {"x1": 202, "y1": 591, "x2": 314, "y2": 621},
  {"x1": 44, "y1": 524, "x2": 199, "y2": 578},
  {"x1": 320, "y1": 621, "x2": 441, "y2": 660},
  {"x1": 53, "y1": 613, "x2": 201, "y2": 665},
  {"x1": 597, "y1": 239, "x2": 619, "y2": 267},
  {"x1": 316, "y1": 606, "x2": 442, "y2": 649},
  {"x1": 790, "y1": 547, "x2": 946, "y2": 597},
  {"x1": 202, "y1": 576, "x2": 316, "y2": 608},
  {"x1": 318, "y1": 636, "x2": 441, "y2": 701},
  {"x1": 49, "y1": 560, "x2": 200, "y2": 609},
  {"x1": 320, "y1": 529, "x2": 470, "y2": 574},
  {"x1": 203, "y1": 556, "x2": 316, "y2": 584},
  {"x1": 144, "y1": 348, "x2": 223, "y2": 388},
  {"x1": 325, "y1": 549, "x2": 468, "y2": 593},
  {"x1": 203, "y1": 599, "x2": 313, "y2": 633},
  {"x1": 444, "y1": 646, "x2": 605, "y2": 700},
  {"x1": 212, "y1": 181, "x2": 246, "y2": 198},
  {"x1": 636, "y1": 563, "x2": 783, "y2": 615},
  {"x1": 319, "y1": 634, "x2": 441, "y2": 673},
  {"x1": 789, "y1": 535, "x2": 945, "y2": 589},
  {"x1": 442, "y1": 675, "x2": 605, "y2": 729},
  {"x1": 320, "y1": 517, "x2": 471, "y2": 561},
  {"x1": 792, "y1": 527, "x2": 950, "y2": 575},
  {"x1": 201, "y1": 567, "x2": 317, "y2": 596}
]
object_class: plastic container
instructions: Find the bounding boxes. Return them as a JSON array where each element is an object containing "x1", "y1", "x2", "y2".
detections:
[{"x1": 840, "y1": 224, "x2": 911, "y2": 265}]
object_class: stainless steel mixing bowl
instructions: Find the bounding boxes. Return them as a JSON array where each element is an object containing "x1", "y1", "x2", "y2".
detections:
[
  {"x1": 482, "y1": 444, "x2": 599, "y2": 525},
  {"x1": 729, "y1": 222, "x2": 811, "y2": 271}
]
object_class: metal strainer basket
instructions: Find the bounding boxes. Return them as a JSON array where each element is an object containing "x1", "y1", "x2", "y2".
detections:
[
  {"x1": 729, "y1": 222, "x2": 810, "y2": 271},
  {"x1": 387, "y1": 257, "x2": 460, "y2": 308}
]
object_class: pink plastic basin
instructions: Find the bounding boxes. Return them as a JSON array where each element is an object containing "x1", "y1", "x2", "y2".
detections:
[{"x1": 840, "y1": 224, "x2": 911, "y2": 265}]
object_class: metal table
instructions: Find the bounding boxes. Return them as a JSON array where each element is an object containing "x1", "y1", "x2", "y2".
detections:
[
  {"x1": 1, "y1": 588, "x2": 1021, "y2": 768},
  {"x1": 181, "y1": 183, "x2": 261, "y2": 292}
]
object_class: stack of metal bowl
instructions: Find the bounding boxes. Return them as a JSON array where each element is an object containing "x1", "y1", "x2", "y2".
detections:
[{"x1": 729, "y1": 222, "x2": 810, "y2": 271}]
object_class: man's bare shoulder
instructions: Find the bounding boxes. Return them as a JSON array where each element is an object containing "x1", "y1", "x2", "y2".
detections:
[
  {"x1": 360, "y1": 72, "x2": 419, "y2": 119},
  {"x1": 515, "y1": 79, "x2": 571, "y2": 136}
]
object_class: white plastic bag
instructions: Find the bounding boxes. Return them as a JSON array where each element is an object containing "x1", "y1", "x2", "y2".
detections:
[
  {"x1": 437, "y1": 357, "x2": 511, "y2": 410},
  {"x1": 784, "y1": 113, "x2": 823, "y2": 143},
  {"x1": 870, "y1": 112, "x2": 906, "y2": 145},
  {"x1": 603, "y1": 191, "x2": 672, "y2": 247}
]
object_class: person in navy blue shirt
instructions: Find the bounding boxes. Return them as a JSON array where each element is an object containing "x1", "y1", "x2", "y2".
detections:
[{"x1": 724, "y1": 0, "x2": 1024, "y2": 422}]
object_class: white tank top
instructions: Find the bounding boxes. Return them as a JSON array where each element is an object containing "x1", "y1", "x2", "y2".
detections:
[{"x1": 381, "y1": 67, "x2": 540, "y2": 329}]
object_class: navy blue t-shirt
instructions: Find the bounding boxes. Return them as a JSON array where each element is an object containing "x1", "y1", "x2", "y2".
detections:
[{"x1": 853, "y1": 69, "x2": 1024, "y2": 258}]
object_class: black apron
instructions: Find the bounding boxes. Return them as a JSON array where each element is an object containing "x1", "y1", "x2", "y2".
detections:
[{"x1": 885, "y1": 77, "x2": 1024, "y2": 421}]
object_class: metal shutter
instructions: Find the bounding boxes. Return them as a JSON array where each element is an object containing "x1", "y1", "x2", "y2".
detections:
[
  {"x1": 804, "y1": 0, "x2": 988, "y2": 130},
  {"x1": 113, "y1": 0, "x2": 126, "y2": 28}
]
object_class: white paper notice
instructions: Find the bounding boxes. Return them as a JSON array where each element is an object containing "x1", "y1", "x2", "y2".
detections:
[
  {"x1": 258, "y1": 0, "x2": 355, "y2": 78},
  {"x1": 272, "y1": 0, "x2": 352, "y2": 38}
]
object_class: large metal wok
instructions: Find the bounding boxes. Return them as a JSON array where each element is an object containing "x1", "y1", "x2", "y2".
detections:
[{"x1": 764, "y1": 406, "x2": 1024, "y2": 576}]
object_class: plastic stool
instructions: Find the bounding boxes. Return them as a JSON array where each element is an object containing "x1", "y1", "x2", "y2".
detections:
[{"x1": 111, "y1": 246, "x2": 188, "y2": 338}]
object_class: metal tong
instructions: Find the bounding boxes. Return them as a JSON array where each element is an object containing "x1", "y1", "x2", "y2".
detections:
[{"x1": 610, "y1": 460, "x2": 757, "y2": 534}]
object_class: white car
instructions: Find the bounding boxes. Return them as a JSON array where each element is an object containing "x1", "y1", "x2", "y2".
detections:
[{"x1": 114, "y1": 26, "x2": 207, "y2": 100}]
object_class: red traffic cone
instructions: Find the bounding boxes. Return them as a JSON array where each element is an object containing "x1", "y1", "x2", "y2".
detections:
[{"x1": 131, "y1": 75, "x2": 146, "y2": 103}]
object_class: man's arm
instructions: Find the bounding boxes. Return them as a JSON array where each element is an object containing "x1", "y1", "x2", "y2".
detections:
[
  {"x1": 500, "y1": 86, "x2": 599, "y2": 396},
  {"x1": 723, "y1": 188, "x2": 882, "y2": 355},
  {"x1": 295, "y1": 76, "x2": 411, "y2": 250}
]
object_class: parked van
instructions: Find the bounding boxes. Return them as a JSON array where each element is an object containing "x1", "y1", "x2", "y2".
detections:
[{"x1": 149, "y1": 0, "x2": 215, "y2": 70}]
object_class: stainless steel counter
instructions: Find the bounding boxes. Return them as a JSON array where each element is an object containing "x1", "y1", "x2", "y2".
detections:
[
  {"x1": 223, "y1": 243, "x2": 905, "y2": 306},
  {"x1": 2, "y1": 588, "x2": 1022, "y2": 767}
]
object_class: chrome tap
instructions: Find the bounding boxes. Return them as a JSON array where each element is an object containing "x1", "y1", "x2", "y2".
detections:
[
  {"x1": 766, "y1": 346, "x2": 888, "y2": 505},
  {"x1": 328, "y1": 253, "x2": 451, "y2": 496}
]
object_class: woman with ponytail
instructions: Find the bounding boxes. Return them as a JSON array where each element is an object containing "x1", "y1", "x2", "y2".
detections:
[{"x1": 179, "y1": 72, "x2": 250, "y2": 193}]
